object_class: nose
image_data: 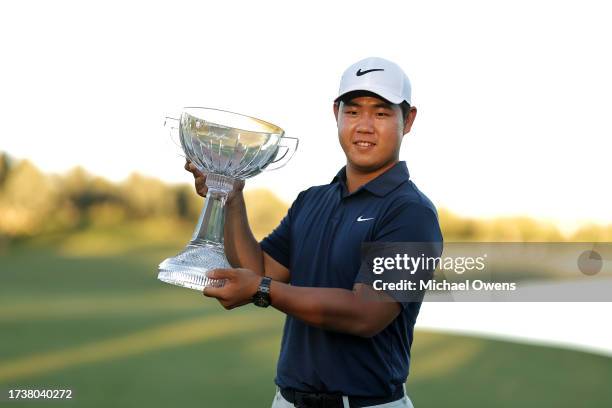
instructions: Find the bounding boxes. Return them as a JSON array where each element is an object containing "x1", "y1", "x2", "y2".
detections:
[{"x1": 356, "y1": 113, "x2": 374, "y2": 134}]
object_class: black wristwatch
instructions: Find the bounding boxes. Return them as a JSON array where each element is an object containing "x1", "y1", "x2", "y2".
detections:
[{"x1": 252, "y1": 276, "x2": 272, "y2": 308}]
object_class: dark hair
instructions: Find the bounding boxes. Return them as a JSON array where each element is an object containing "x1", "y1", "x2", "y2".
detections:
[
  {"x1": 335, "y1": 90, "x2": 411, "y2": 122},
  {"x1": 399, "y1": 101, "x2": 411, "y2": 122}
]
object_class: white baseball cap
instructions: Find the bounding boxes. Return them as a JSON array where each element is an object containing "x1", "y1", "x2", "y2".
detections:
[{"x1": 335, "y1": 57, "x2": 412, "y2": 105}]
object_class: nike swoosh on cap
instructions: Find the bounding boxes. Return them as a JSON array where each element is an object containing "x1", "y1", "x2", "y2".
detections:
[{"x1": 356, "y1": 68, "x2": 384, "y2": 76}]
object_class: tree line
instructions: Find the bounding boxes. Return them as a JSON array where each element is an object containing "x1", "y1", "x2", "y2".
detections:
[{"x1": 0, "y1": 152, "x2": 610, "y2": 243}]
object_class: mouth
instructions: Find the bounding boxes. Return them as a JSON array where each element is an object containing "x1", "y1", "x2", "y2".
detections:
[{"x1": 353, "y1": 140, "x2": 376, "y2": 148}]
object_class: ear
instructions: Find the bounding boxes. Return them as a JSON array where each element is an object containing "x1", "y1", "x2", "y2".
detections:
[
  {"x1": 333, "y1": 101, "x2": 340, "y2": 122},
  {"x1": 402, "y1": 106, "x2": 417, "y2": 135}
]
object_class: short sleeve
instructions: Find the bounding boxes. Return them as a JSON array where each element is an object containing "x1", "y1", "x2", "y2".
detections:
[
  {"x1": 259, "y1": 190, "x2": 306, "y2": 269},
  {"x1": 354, "y1": 201, "x2": 444, "y2": 308},
  {"x1": 374, "y1": 201, "x2": 443, "y2": 243}
]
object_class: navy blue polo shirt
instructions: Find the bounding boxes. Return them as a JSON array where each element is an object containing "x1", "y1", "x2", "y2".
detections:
[{"x1": 260, "y1": 161, "x2": 443, "y2": 398}]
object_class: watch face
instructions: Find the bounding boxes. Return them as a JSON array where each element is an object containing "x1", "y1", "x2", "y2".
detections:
[
  {"x1": 253, "y1": 293, "x2": 269, "y2": 308},
  {"x1": 253, "y1": 276, "x2": 271, "y2": 307}
]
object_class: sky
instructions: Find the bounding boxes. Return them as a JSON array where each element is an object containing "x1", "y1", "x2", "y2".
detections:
[{"x1": 1, "y1": 0, "x2": 611, "y2": 234}]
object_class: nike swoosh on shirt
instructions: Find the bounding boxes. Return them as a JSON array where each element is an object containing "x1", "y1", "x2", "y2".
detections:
[{"x1": 356, "y1": 216, "x2": 375, "y2": 222}]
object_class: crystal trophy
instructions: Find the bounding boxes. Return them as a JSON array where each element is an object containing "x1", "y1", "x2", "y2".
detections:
[{"x1": 157, "y1": 107, "x2": 298, "y2": 291}]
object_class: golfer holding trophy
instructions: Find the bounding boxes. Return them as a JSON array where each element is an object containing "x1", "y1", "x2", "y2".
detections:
[{"x1": 171, "y1": 57, "x2": 443, "y2": 407}]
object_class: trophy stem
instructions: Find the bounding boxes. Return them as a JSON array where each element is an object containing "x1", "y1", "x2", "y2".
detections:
[{"x1": 190, "y1": 174, "x2": 234, "y2": 247}]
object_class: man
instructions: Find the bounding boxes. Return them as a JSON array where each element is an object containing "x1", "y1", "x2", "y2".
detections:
[{"x1": 186, "y1": 57, "x2": 443, "y2": 408}]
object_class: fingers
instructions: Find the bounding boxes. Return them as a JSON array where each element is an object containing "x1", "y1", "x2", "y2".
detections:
[
  {"x1": 202, "y1": 277, "x2": 233, "y2": 310},
  {"x1": 195, "y1": 175, "x2": 207, "y2": 197},
  {"x1": 207, "y1": 268, "x2": 234, "y2": 280},
  {"x1": 184, "y1": 161, "x2": 207, "y2": 197},
  {"x1": 184, "y1": 160, "x2": 205, "y2": 177},
  {"x1": 203, "y1": 285, "x2": 224, "y2": 299},
  {"x1": 202, "y1": 286, "x2": 223, "y2": 299},
  {"x1": 201, "y1": 269, "x2": 253, "y2": 311},
  {"x1": 184, "y1": 160, "x2": 198, "y2": 175},
  {"x1": 202, "y1": 269, "x2": 234, "y2": 300}
]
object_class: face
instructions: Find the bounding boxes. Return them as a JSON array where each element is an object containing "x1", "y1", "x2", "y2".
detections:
[{"x1": 334, "y1": 95, "x2": 416, "y2": 173}]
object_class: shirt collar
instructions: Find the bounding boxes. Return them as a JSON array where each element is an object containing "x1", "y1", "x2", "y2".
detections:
[{"x1": 331, "y1": 161, "x2": 410, "y2": 198}]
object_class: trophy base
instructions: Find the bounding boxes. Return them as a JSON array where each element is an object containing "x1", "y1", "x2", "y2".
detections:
[{"x1": 157, "y1": 243, "x2": 230, "y2": 291}]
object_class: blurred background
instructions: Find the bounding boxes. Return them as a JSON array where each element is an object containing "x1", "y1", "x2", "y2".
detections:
[{"x1": 1, "y1": 0, "x2": 611, "y2": 407}]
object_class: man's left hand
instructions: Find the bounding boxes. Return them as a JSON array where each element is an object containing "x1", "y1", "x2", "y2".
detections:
[{"x1": 203, "y1": 268, "x2": 262, "y2": 310}]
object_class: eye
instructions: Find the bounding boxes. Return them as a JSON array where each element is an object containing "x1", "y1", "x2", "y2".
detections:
[
  {"x1": 376, "y1": 111, "x2": 390, "y2": 117},
  {"x1": 345, "y1": 110, "x2": 358, "y2": 116}
]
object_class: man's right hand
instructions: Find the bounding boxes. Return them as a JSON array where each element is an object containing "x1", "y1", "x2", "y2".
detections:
[
  {"x1": 184, "y1": 160, "x2": 245, "y2": 204},
  {"x1": 185, "y1": 159, "x2": 289, "y2": 283}
]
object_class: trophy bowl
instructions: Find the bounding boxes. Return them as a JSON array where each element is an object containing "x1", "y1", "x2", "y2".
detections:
[{"x1": 157, "y1": 107, "x2": 297, "y2": 291}]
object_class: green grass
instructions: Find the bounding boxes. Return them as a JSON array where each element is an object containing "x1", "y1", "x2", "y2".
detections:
[{"x1": 1, "y1": 224, "x2": 611, "y2": 407}]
